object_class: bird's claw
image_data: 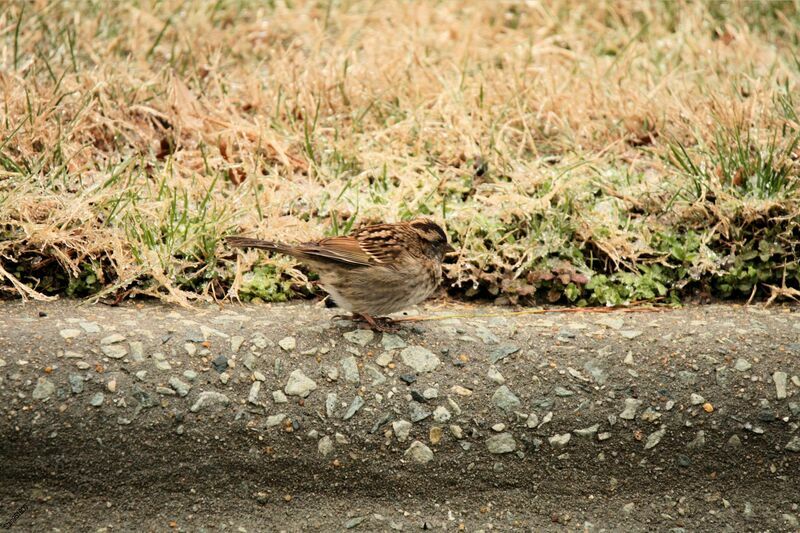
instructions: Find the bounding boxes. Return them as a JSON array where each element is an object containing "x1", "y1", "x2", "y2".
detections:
[{"x1": 332, "y1": 313, "x2": 399, "y2": 333}]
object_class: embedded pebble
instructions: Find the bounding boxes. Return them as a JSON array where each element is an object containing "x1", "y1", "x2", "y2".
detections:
[
  {"x1": 341, "y1": 356, "x2": 360, "y2": 384},
  {"x1": 433, "y1": 406, "x2": 451, "y2": 423},
  {"x1": 486, "y1": 433, "x2": 516, "y2": 454},
  {"x1": 408, "y1": 401, "x2": 431, "y2": 422},
  {"x1": 79, "y1": 321, "x2": 101, "y2": 333},
  {"x1": 381, "y1": 334, "x2": 406, "y2": 351},
  {"x1": 169, "y1": 377, "x2": 191, "y2": 397},
  {"x1": 476, "y1": 327, "x2": 500, "y2": 344},
  {"x1": 273, "y1": 390, "x2": 288, "y2": 403},
  {"x1": 774, "y1": 371, "x2": 788, "y2": 400},
  {"x1": 447, "y1": 397, "x2": 462, "y2": 416},
  {"x1": 400, "y1": 346, "x2": 440, "y2": 373},
  {"x1": 129, "y1": 341, "x2": 144, "y2": 361},
  {"x1": 644, "y1": 427, "x2": 667, "y2": 450},
  {"x1": 251, "y1": 334, "x2": 270, "y2": 349},
  {"x1": 596, "y1": 317, "x2": 624, "y2": 330},
  {"x1": 492, "y1": 385, "x2": 521, "y2": 412},
  {"x1": 343, "y1": 395, "x2": 365, "y2": 420},
  {"x1": 101, "y1": 334, "x2": 126, "y2": 345},
  {"x1": 451, "y1": 385, "x2": 472, "y2": 396},
  {"x1": 278, "y1": 336, "x2": 296, "y2": 352},
  {"x1": 574, "y1": 424, "x2": 599, "y2": 437},
  {"x1": 344, "y1": 329, "x2": 374, "y2": 346},
  {"x1": 318, "y1": 436, "x2": 334, "y2": 457},
  {"x1": 322, "y1": 365, "x2": 339, "y2": 381},
  {"x1": 231, "y1": 336, "x2": 244, "y2": 353},
  {"x1": 190, "y1": 391, "x2": 230, "y2": 412},
  {"x1": 212, "y1": 355, "x2": 228, "y2": 373},
  {"x1": 583, "y1": 359, "x2": 608, "y2": 385},
  {"x1": 365, "y1": 364, "x2": 386, "y2": 387},
  {"x1": 393, "y1": 420, "x2": 413, "y2": 442},
  {"x1": 325, "y1": 393, "x2": 338, "y2": 418},
  {"x1": 487, "y1": 367, "x2": 505, "y2": 384},
  {"x1": 248, "y1": 381, "x2": 262, "y2": 404},
  {"x1": 375, "y1": 352, "x2": 393, "y2": 367},
  {"x1": 734, "y1": 358, "x2": 752, "y2": 372},
  {"x1": 266, "y1": 414, "x2": 286, "y2": 427},
  {"x1": 90, "y1": 392, "x2": 105, "y2": 407},
  {"x1": 492, "y1": 423, "x2": 506, "y2": 432},
  {"x1": 344, "y1": 516, "x2": 367, "y2": 529},
  {"x1": 32, "y1": 378, "x2": 55, "y2": 400},
  {"x1": 619, "y1": 330, "x2": 642, "y2": 339},
  {"x1": 619, "y1": 398, "x2": 641, "y2": 420},
  {"x1": 549, "y1": 433, "x2": 571, "y2": 448},
  {"x1": 690, "y1": 393, "x2": 705, "y2": 405},
  {"x1": 102, "y1": 345, "x2": 128, "y2": 359},
  {"x1": 687, "y1": 430, "x2": 706, "y2": 449},
  {"x1": 641, "y1": 408, "x2": 662, "y2": 423},
  {"x1": 429, "y1": 426, "x2": 443, "y2": 445},
  {"x1": 526, "y1": 414, "x2": 539, "y2": 428},
  {"x1": 68, "y1": 374, "x2": 84, "y2": 394},
  {"x1": 404, "y1": 440, "x2": 434, "y2": 464},
  {"x1": 59, "y1": 328, "x2": 81, "y2": 340},
  {"x1": 285, "y1": 369, "x2": 317, "y2": 397},
  {"x1": 744, "y1": 422, "x2": 764, "y2": 434},
  {"x1": 422, "y1": 387, "x2": 438, "y2": 400},
  {"x1": 489, "y1": 344, "x2": 520, "y2": 364},
  {"x1": 785, "y1": 436, "x2": 800, "y2": 453}
]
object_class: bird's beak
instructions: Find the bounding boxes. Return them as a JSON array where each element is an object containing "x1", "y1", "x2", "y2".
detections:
[{"x1": 444, "y1": 243, "x2": 456, "y2": 255}]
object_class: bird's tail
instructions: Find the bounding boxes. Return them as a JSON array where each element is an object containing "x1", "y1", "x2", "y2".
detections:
[{"x1": 225, "y1": 236, "x2": 292, "y2": 254}]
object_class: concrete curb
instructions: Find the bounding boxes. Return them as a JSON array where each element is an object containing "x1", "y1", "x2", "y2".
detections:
[{"x1": 1, "y1": 301, "x2": 799, "y2": 530}]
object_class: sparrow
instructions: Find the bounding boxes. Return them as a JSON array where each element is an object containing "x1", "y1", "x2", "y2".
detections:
[{"x1": 226, "y1": 219, "x2": 455, "y2": 332}]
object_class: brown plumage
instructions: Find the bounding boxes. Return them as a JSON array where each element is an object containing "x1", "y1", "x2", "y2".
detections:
[{"x1": 226, "y1": 219, "x2": 455, "y2": 331}]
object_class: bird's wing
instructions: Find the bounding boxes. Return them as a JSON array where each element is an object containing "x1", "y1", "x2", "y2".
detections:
[{"x1": 294, "y1": 236, "x2": 381, "y2": 268}]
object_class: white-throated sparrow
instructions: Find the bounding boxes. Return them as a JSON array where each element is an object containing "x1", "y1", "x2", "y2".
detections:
[{"x1": 226, "y1": 219, "x2": 454, "y2": 331}]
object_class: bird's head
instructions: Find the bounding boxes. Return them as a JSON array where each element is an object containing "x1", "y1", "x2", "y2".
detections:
[{"x1": 409, "y1": 218, "x2": 456, "y2": 259}]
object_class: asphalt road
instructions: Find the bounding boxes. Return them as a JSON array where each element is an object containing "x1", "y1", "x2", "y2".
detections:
[{"x1": 1, "y1": 299, "x2": 799, "y2": 531}]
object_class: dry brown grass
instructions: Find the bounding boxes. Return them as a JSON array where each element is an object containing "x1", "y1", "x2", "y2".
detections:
[{"x1": 1, "y1": 0, "x2": 799, "y2": 305}]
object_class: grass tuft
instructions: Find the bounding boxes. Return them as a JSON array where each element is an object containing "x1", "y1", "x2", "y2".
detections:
[{"x1": 2, "y1": 0, "x2": 800, "y2": 305}]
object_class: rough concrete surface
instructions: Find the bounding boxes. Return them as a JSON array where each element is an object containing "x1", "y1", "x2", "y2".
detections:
[{"x1": 1, "y1": 300, "x2": 799, "y2": 532}]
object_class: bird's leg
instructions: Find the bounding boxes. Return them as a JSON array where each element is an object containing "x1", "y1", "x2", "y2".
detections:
[{"x1": 358, "y1": 313, "x2": 399, "y2": 333}]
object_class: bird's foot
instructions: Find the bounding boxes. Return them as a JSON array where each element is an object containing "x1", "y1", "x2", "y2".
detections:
[
  {"x1": 360, "y1": 314, "x2": 400, "y2": 333},
  {"x1": 334, "y1": 313, "x2": 399, "y2": 333}
]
